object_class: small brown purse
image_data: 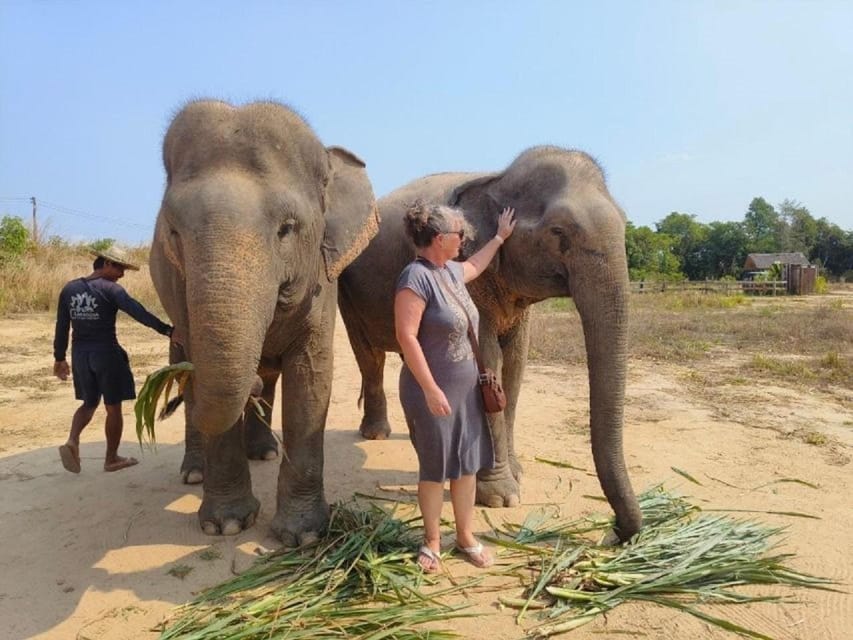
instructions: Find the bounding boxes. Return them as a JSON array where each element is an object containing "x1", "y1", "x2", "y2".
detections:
[{"x1": 435, "y1": 268, "x2": 506, "y2": 415}]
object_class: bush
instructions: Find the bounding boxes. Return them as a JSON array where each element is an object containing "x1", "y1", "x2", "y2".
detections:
[
  {"x1": 88, "y1": 238, "x2": 116, "y2": 253},
  {"x1": 815, "y1": 275, "x2": 828, "y2": 294},
  {"x1": 0, "y1": 215, "x2": 30, "y2": 258}
]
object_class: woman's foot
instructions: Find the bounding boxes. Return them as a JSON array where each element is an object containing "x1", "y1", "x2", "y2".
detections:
[
  {"x1": 455, "y1": 540, "x2": 494, "y2": 568},
  {"x1": 417, "y1": 544, "x2": 442, "y2": 573}
]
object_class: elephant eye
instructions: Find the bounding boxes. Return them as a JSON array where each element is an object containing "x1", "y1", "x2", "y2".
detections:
[
  {"x1": 550, "y1": 226, "x2": 565, "y2": 237},
  {"x1": 278, "y1": 218, "x2": 297, "y2": 238}
]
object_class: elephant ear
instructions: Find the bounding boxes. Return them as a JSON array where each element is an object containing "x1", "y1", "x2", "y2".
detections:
[
  {"x1": 448, "y1": 173, "x2": 502, "y2": 209},
  {"x1": 448, "y1": 172, "x2": 504, "y2": 260},
  {"x1": 321, "y1": 146, "x2": 380, "y2": 281}
]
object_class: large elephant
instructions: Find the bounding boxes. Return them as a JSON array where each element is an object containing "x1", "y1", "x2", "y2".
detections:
[
  {"x1": 338, "y1": 146, "x2": 642, "y2": 541},
  {"x1": 150, "y1": 100, "x2": 378, "y2": 543}
]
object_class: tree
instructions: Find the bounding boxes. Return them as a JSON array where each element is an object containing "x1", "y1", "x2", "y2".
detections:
[
  {"x1": 812, "y1": 218, "x2": 853, "y2": 278},
  {"x1": 655, "y1": 212, "x2": 710, "y2": 280},
  {"x1": 625, "y1": 222, "x2": 682, "y2": 281},
  {"x1": 0, "y1": 215, "x2": 30, "y2": 259},
  {"x1": 704, "y1": 221, "x2": 749, "y2": 279},
  {"x1": 743, "y1": 197, "x2": 781, "y2": 253},
  {"x1": 777, "y1": 199, "x2": 817, "y2": 254}
]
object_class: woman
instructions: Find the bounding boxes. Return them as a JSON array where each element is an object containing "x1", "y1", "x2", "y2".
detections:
[{"x1": 395, "y1": 202, "x2": 516, "y2": 572}]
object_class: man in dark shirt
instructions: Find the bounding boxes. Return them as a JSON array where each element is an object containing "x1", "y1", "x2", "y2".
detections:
[{"x1": 53, "y1": 246, "x2": 180, "y2": 473}]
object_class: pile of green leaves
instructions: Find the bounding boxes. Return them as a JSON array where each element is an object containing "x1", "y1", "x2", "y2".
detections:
[
  {"x1": 491, "y1": 487, "x2": 838, "y2": 638},
  {"x1": 158, "y1": 503, "x2": 473, "y2": 639}
]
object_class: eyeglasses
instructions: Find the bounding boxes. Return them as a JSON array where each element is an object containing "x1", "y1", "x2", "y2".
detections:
[{"x1": 443, "y1": 230, "x2": 464, "y2": 239}]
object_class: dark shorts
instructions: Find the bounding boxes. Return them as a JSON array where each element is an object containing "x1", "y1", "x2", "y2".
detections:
[{"x1": 72, "y1": 348, "x2": 136, "y2": 406}]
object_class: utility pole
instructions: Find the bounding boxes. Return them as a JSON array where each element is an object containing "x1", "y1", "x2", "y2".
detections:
[{"x1": 30, "y1": 196, "x2": 38, "y2": 245}]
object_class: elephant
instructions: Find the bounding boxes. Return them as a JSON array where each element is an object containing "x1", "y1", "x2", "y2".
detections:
[
  {"x1": 150, "y1": 100, "x2": 379, "y2": 543},
  {"x1": 338, "y1": 146, "x2": 642, "y2": 541}
]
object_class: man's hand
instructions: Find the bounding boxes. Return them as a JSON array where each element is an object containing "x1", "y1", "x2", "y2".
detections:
[{"x1": 54, "y1": 360, "x2": 70, "y2": 381}]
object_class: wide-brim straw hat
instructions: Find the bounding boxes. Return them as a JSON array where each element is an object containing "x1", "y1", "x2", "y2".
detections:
[{"x1": 90, "y1": 246, "x2": 140, "y2": 271}]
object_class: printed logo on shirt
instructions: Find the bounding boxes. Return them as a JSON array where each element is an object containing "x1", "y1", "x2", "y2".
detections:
[{"x1": 69, "y1": 292, "x2": 100, "y2": 320}]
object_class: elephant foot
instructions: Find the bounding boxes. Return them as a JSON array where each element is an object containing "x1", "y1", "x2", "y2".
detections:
[
  {"x1": 270, "y1": 497, "x2": 330, "y2": 547},
  {"x1": 246, "y1": 433, "x2": 279, "y2": 461},
  {"x1": 359, "y1": 418, "x2": 391, "y2": 441},
  {"x1": 476, "y1": 466, "x2": 521, "y2": 508},
  {"x1": 509, "y1": 455, "x2": 523, "y2": 483},
  {"x1": 198, "y1": 492, "x2": 260, "y2": 536},
  {"x1": 180, "y1": 452, "x2": 203, "y2": 485}
]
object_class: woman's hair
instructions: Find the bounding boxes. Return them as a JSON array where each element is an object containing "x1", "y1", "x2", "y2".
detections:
[{"x1": 403, "y1": 200, "x2": 465, "y2": 248}]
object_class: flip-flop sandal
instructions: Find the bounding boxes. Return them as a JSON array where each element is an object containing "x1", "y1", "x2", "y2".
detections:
[
  {"x1": 417, "y1": 545, "x2": 441, "y2": 573},
  {"x1": 104, "y1": 456, "x2": 139, "y2": 472},
  {"x1": 455, "y1": 541, "x2": 494, "y2": 568},
  {"x1": 59, "y1": 444, "x2": 81, "y2": 473}
]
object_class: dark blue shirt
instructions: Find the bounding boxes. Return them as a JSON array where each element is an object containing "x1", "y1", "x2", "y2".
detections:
[{"x1": 53, "y1": 277, "x2": 171, "y2": 361}]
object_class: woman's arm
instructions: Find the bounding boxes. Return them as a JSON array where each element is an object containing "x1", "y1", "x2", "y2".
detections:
[
  {"x1": 462, "y1": 207, "x2": 517, "y2": 283},
  {"x1": 394, "y1": 288, "x2": 451, "y2": 417}
]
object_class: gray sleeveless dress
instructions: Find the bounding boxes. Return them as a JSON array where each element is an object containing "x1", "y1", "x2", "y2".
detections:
[{"x1": 396, "y1": 258, "x2": 494, "y2": 482}]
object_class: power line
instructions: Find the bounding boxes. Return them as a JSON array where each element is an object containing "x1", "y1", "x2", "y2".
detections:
[{"x1": 4, "y1": 197, "x2": 153, "y2": 229}]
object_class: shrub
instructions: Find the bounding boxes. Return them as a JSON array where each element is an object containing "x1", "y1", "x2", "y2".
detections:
[
  {"x1": 0, "y1": 215, "x2": 30, "y2": 258},
  {"x1": 88, "y1": 238, "x2": 116, "y2": 253},
  {"x1": 815, "y1": 275, "x2": 828, "y2": 294}
]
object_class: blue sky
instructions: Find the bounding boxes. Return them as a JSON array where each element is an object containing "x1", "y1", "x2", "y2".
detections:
[{"x1": 1, "y1": 1, "x2": 851, "y2": 244}]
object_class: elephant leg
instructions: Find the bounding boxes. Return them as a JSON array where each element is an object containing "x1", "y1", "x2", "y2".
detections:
[
  {"x1": 270, "y1": 298, "x2": 334, "y2": 545},
  {"x1": 474, "y1": 319, "x2": 523, "y2": 508},
  {"x1": 499, "y1": 313, "x2": 530, "y2": 482},
  {"x1": 181, "y1": 415, "x2": 204, "y2": 485},
  {"x1": 245, "y1": 369, "x2": 280, "y2": 460},
  {"x1": 339, "y1": 285, "x2": 391, "y2": 439},
  {"x1": 169, "y1": 340, "x2": 204, "y2": 485},
  {"x1": 198, "y1": 418, "x2": 260, "y2": 535},
  {"x1": 355, "y1": 346, "x2": 390, "y2": 440}
]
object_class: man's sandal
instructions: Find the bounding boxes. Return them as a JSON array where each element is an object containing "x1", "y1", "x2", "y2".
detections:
[
  {"x1": 417, "y1": 545, "x2": 441, "y2": 573},
  {"x1": 455, "y1": 541, "x2": 494, "y2": 568}
]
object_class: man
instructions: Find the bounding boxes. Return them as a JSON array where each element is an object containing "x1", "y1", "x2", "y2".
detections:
[{"x1": 53, "y1": 246, "x2": 181, "y2": 473}]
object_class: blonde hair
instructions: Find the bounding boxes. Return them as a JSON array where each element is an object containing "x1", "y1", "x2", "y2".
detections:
[{"x1": 403, "y1": 200, "x2": 471, "y2": 248}]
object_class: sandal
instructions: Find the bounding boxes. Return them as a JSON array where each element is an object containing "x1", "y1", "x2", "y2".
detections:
[
  {"x1": 59, "y1": 444, "x2": 81, "y2": 473},
  {"x1": 417, "y1": 545, "x2": 441, "y2": 573},
  {"x1": 455, "y1": 541, "x2": 494, "y2": 568}
]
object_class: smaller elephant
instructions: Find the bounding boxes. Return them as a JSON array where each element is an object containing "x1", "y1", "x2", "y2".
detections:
[
  {"x1": 339, "y1": 146, "x2": 642, "y2": 541},
  {"x1": 150, "y1": 100, "x2": 378, "y2": 543}
]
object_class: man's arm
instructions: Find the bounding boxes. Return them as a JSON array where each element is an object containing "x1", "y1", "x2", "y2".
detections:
[
  {"x1": 111, "y1": 286, "x2": 173, "y2": 337},
  {"x1": 53, "y1": 289, "x2": 71, "y2": 380}
]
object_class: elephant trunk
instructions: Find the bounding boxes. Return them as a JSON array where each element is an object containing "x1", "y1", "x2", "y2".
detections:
[
  {"x1": 184, "y1": 233, "x2": 277, "y2": 435},
  {"x1": 572, "y1": 252, "x2": 643, "y2": 541}
]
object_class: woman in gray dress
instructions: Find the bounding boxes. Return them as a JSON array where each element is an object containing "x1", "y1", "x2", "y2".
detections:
[{"x1": 395, "y1": 202, "x2": 516, "y2": 572}]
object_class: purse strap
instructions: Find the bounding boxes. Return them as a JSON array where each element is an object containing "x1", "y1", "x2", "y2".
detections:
[{"x1": 431, "y1": 264, "x2": 488, "y2": 376}]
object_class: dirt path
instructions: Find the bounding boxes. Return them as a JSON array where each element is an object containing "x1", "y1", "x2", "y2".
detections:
[{"x1": 0, "y1": 310, "x2": 850, "y2": 639}]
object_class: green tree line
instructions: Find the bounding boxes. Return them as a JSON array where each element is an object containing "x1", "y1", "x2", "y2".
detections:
[
  {"x1": 627, "y1": 197, "x2": 853, "y2": 282},
  {"x1": 3, "y1": 196, "x2": 852, "y2": 282}
]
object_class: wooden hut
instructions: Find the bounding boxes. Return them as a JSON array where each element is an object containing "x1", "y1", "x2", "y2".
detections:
[{"x1": 742, "y1": 253, "x2": 816, "y2": 294}]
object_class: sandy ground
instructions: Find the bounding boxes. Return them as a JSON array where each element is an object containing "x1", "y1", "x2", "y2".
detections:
[{"x1": 0, "y1": 301, "x2": 851, "y2": 640}]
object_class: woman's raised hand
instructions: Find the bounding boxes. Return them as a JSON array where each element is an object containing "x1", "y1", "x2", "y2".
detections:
[{"x1": 497, "y1": 207, "x2": 517, "y2": 241}]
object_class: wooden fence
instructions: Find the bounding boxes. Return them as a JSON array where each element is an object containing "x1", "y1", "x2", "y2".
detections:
[{"x1": 630, "y1": 280, "x2": 789, "y2": 296}]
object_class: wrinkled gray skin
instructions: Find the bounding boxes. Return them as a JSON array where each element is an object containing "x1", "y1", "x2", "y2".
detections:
[
  {"x1": 339, "y1": 146, "x2": 642, "y2": 541},
  {"x1": 150, "y1": 100, "x2": 378, "y2": 544}
]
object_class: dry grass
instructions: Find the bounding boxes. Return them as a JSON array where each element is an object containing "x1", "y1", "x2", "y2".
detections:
[
  {"x1": 531, "y1": 290, "x2": 853, "y2": 390},
  {"x1": 0, "y1": 243, "x2": 162, "y2": 315}
]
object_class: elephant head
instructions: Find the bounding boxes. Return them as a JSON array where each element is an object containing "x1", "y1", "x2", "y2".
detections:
[
  {"x1": 151, "y1": 100, "x2": 378, "y2": 436},
  {"x1": 450, "y1": 146, "x2": 642, "y2": 540}
]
